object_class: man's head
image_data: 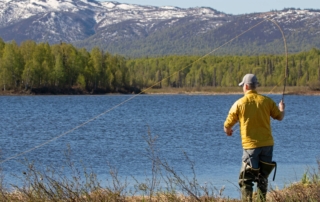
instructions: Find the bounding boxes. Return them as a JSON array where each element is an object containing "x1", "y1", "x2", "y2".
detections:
[{"x1": 239, "y1": 74, "x2": 258, "y2": 90}]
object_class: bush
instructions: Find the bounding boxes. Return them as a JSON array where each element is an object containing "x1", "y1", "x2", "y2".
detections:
[{"x1": 308, "y1": 80, "x2": 320, "y2": 91}]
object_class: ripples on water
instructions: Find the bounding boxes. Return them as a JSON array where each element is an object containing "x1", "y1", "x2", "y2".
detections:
[{"x1": 0, "y1": 94, "x2": 319, "y2": 198}]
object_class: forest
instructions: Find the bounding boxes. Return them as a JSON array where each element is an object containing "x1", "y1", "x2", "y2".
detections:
[{"x1": 0, "y1": 38, "x2": 320, "y2": 94}]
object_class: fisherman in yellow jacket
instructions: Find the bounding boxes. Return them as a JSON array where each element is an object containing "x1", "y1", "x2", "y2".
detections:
[{"x1": 224, "y1": 74, "x2": 285, "y2": 202}]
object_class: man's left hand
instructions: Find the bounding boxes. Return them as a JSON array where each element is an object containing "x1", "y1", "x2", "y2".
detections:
[{"x1": 224, "y1": 127, "x2": 233, "y2": 136}]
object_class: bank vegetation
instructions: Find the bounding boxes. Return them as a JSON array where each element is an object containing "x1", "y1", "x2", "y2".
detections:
[{"x1": 0, "y1": 38, "x2": 320, "y2": 95}]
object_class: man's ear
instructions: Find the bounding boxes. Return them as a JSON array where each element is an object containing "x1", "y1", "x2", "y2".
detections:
[{"x1": 244, "y1": 84, "x2": 250, "y2": 90}]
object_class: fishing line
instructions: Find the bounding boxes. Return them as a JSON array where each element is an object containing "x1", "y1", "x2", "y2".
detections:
[
  {"x1": 0, "y1": 17, "x2": 288, "y2": 164},
  {"x1": 227, "y1": 18, "x2": 288, "y2": 135},
  {"x1": 266, "y1": 18, "x2": 288, "y2": 101}
]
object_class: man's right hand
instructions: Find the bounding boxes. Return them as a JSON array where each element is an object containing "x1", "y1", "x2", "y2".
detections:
[
  {"x1": 277, "y1": 100, "x2": 285, "y2": 120},
  {"x1": 279, "y1": 100, "x2": 285, "y2": 112}
]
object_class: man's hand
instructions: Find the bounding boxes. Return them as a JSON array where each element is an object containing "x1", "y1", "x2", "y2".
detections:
[
  {"x1": 224, "y1": 127, "x2": 233, "y2": 136},
  {"x1": 277, "y1": 100, "x2": 285, "y2": 120},
  {"x1": 279, "y1": 100, "x2": 285, "y2": 112}
]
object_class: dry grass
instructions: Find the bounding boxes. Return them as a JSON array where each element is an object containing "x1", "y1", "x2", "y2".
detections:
[
  {"x1": 268, "y1": 161, "x2": 320, "y2": 202},
  {"x1": 143, "y1": 86, "x2": 320, "y2": 95},
  {"x1": 268, "y1": 183, "x2": 320, "y2": 202}
]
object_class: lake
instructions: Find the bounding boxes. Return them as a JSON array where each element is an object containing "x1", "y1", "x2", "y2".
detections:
[{"x1": 0, "y1": 94, "x2": 319, "y2": 199}]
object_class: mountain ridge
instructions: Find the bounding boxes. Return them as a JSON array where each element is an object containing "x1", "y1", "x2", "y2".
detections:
[{"x1": 0, "y1": 0, "x2": 320, "y2": 57}]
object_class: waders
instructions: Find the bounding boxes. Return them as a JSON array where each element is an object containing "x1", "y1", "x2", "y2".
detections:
[{"x1": 239, "y1": 161, "x2": 277, "y2": 202}]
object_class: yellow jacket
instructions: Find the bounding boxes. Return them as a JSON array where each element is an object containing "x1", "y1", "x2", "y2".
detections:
[{"x1": 224, "y1": 90, "x2": 282, "y2": 149}]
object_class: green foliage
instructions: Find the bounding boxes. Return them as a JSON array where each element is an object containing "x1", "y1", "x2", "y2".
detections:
[
  {"x1": 0, "y1": 40, "x2": 24, "y2": 91},
  {"x1": 301, "y1": 172, "x2": 310, "y2": 184},
  {"x1": 1, "y1": 37, "x2": 320, "y2": 93},
  {"x1": 76, "y1": 74, "x2": 86, "y2": 90}
]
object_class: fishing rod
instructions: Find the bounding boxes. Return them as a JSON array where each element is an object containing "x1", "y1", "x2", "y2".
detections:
[
  {"x1": 0, "y1": 17, "x2": 289, "y2": 164},
  {"x1": 265, "y1": 18, "x2": 289, "y2": 102}
]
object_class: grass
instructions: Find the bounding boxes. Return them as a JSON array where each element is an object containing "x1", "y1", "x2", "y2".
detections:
[
  {"x1": 143, "y1": 86, "x2": 319, "y2": 95},
  {"x1": 0, "y1": 132, "x2": 319, "y2": 201},
  {"x1": 267, "y1": 161, "x2": 320, "y2": 202}
]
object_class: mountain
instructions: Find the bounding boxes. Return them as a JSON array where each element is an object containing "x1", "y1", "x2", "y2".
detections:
[{"x1": 1, "y1": 0, "x2": 320, "y2": 57}]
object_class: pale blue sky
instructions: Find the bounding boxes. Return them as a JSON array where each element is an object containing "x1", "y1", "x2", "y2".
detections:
[{"x1": 106, "y1": 0, "x2": 320, "y2": 14}]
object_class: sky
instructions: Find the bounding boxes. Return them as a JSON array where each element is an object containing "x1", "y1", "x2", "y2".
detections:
[{"x1": 107, "y1": 0, "x2": 320, "y2": 15}]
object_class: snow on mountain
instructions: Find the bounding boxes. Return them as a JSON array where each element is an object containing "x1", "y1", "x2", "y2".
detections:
[
  {"x1": 96, "y1": 2, "x2": 224, "y2": 26},
  {"x1": 0, "y1": 0, "x2": 91, "y2": 25},
  {"x1": 0, "y1": 0, "x2": 232, "y2": 46},
  {"x1": 0, "y1": 0, "x2": 226, "y2": 31},
  {"x1": 252, "y1": 9, "x2": 320, "y2": 36},
  {"x1": 0, "y1": 0, "x2": 319, "y2": 56}
]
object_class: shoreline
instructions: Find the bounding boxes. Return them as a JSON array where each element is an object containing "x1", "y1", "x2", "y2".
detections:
[{"x1": 1, "y1": 87, "x2": 320, "y2": 96}]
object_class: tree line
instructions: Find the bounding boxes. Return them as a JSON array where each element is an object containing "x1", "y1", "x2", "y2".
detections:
[{"x1": 0, "y1": 38, "x2": 320, "y2": 94}]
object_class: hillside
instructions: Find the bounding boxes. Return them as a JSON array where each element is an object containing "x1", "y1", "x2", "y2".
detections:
[{"x1": 0, "y1": 0, "x2": 320, "y2": 57}]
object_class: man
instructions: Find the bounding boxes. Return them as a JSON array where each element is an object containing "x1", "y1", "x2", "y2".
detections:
[{"x1": 223, "y1": 73, "x2": 285, "y2": 202}]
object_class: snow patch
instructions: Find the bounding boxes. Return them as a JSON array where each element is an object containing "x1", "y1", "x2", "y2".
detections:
[
  {"x1": 161, "y1": 6, "x2": 177, "y2": 10},
  {"x1": 78, "y1": 0, "x2": 99, "y2": 7},
  {"x1": 102, "y1": 2, "x2": 115, "y2": 8},
  {"x1": 116, "y1": 3, "x2": 139, "y2": 10}
]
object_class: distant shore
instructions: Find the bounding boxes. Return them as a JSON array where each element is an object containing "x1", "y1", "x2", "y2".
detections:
[
  {"x1": 142, "y1": 86, "x2": 320, "y2": 95},
  {"x1": 1, "y1": 86, "x2": 320, "y2": 96}
]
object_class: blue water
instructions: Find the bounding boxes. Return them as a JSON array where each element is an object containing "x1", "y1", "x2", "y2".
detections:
[{"x1": 0, "y1": 94, "x2": 319, "y2": 199}]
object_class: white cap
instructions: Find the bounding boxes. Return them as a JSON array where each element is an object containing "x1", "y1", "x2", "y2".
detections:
[{"x1": 239, "y1": 74, "x2": 258, "y2": 86}]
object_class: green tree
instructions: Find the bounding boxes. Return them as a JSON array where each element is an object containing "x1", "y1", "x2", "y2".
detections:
[
  {"x1": 0, "y1": 41, "x2": 24, "y2": 90},
  {"x1": 20, "y1": 40, "x2": 37, "y2": 89},
  {"x1": 0, "y1": 38, "x2": 5, "y2": 58},
  {"x1": 89, "y1": 47, "x2": 105, "y2": 89}
]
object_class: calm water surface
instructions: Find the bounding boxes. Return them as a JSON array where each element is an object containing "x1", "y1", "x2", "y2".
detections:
[{"x1": 0, "y1": 94, "x2": 319, "y2": 198}]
